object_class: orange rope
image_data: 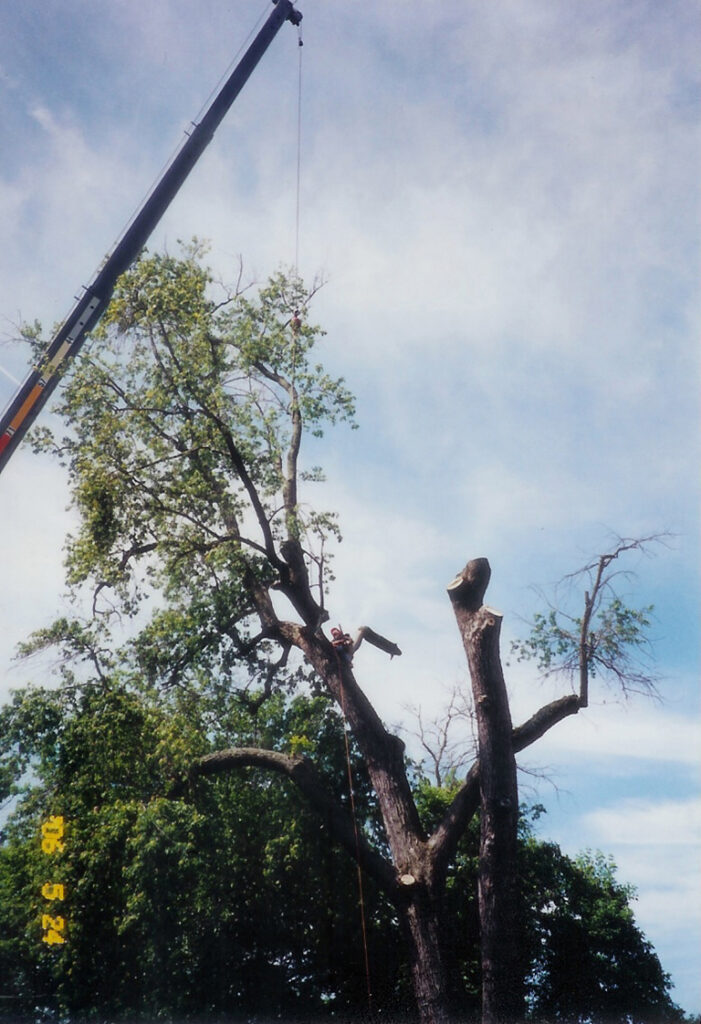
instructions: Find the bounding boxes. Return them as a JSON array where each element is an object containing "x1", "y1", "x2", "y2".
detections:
[{"x1": 338, "y1": 667, "x2": 374, "y2": 1015}]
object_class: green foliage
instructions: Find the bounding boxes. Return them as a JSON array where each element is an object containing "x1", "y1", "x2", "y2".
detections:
[
  {"x1": 520, "y1": 841, "x2": 682, "y2": 1023},
  {"x1": 512, "y1": 602, "x2": 653, "y2": 682},
  {"x1": 31, "y1": 245, "x2": 354, "y2": 632},
  {"x1": 0, "y1": 678, "x2": 683, "y2": 1023},
  {"x1": 510, "y1": 538, "x2": 661, "y2": 698},
  {"x1": 410, "y1": 786, "x2": 683, "y2": 1024},
  {"x1": 0, "y1": 678, "x2": 400, "y2": 1021}
]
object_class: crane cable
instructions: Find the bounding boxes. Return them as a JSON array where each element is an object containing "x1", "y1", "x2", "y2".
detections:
[
  {"x1": 294, "y1": 22, "x2": 372, "y2": 1014},
  {"x1": 294, "y1": 21, "x2": 303, "y2": 274},
  {"x1": 337, "y1": 670, "x2": 374, "y2": 1016}
]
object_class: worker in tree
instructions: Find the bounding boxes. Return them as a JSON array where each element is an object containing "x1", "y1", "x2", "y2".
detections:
[
  {"x1": 331, "y1": 627, "x2": 354, "y2": 663},
  {"x1": 330, "y1": 625, "x2": 402, "y2": 665}
]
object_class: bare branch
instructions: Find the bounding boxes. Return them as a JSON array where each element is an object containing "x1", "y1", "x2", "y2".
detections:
[
  {"x1": 427, "y1": 761, "x2": 480, "y2": 883},
  {"x1": 511, "y1": 695, "x2": 581, "y2": 752},
  {"x1": 402, "y1": 686, "x2": 476, "y2": 789}
]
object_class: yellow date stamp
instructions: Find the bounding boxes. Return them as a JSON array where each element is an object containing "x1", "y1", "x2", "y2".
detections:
[{"x1": 40, "y1": 816, "x2": 66, "y2": 946}]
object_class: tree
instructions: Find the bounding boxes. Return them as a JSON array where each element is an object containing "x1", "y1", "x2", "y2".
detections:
[
  {"x1": 0, "y1": 679, "x2": 683, "y2": 1023},
  {"x1": 519, "y1": 840, "x2": 681, "y2": 1024},
  {"x1": 0, "y1": 680, "x2": 404, "y2": 1021},
  {"x1": 18, "y1": 244, "x2": 670, "y2": 1024}
]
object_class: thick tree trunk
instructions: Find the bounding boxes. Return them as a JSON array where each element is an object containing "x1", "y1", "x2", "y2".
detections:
[
  {"x1": 275, "y1": 626, "x2": 456, "y2": 1021},
  {"x1": 400, "y1": 885, "x2": 453, "y2": 1024},
  {"x1": 448, "y1": 559, "x2": 523, "y2": 1024}
]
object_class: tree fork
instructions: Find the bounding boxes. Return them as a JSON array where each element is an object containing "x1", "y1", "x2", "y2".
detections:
[{"x1": 448, "y1": 559, "x2": 524, "y2": 1024}]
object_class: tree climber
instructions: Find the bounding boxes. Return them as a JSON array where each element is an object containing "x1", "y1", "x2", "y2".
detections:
[{"x1": 330, "y1": 625, "x2": 402, "y2": 665}]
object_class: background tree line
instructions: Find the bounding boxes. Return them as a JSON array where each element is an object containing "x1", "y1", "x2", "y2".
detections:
[{"x1": 0, "y1": 672, "x2": 685, "y2": 1023}]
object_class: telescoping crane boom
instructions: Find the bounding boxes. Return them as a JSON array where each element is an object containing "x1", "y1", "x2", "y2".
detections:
[{"x1": 0, "y1": 0, "x2": 302, "y2": 476}]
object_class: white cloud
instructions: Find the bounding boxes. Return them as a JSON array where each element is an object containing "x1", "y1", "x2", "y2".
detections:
[
  {"x1": 586, "y1": 797, "x2": 701, "y2": 849},
  {"x1": 581, "y1": 796, "x2": 701, "y2": 1012},
  {"x1": 531, "y1": 793, "x2": 701, "y2": 1015},
  {"x1": 515, "y1": 698, "x2": 701, "y2": 770},
  {"x1": 29, "y1": 102, "x2": 60, "y2": 135},
  {"x1": 0, "y1": 449, "x2": 76, "y2": 701}
]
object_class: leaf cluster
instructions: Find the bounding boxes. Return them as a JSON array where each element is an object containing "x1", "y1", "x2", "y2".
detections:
[
  {"x1": 0, "y1": 678, "x2": 397, "y2": 1021},
  {"x1": 32, "y1": 246, "x2": 353, "y2": 635},
  {"x1": 512, "y1": 601, "x2": 654, "y2": 683},
  {"x1": 510, "y1": 537, "x2": 663, "y2": 700},
  {"x1": 520, "y1": 842, "x2": 682, "y2": 1023}
]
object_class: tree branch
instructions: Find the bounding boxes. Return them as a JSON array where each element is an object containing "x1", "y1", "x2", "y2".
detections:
[
  {"x1": 428, "y1": 692, "x2": 583, "y2": 879},
  {"x1": 201, "y1": 405, "x2": 283, "y2": 568},
  {"x1": 427, "y1": 761, "x2": 480, "y2": 883},
  {"x1": 287, "y1": 627, "x2": 428, "y2": 869},
  {"x1": 511, "y1": 694, "x2": 581, "y2": 752},
  {"x1": 190, "y1": 746, "x2": 397, "y2": 894},
  {"x1": 252, "y1": 359, "x2": 302, "y2": 539}
]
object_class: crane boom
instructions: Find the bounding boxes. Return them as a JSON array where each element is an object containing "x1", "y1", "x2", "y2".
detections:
[{"x1": 0, "y1": 0, "x2": 302, "y2": 476}]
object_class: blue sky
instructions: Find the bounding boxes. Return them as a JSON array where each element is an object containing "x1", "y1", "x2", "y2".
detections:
[{"x1": 1, "y1": 0, "x2": 699, "y2": 1014}]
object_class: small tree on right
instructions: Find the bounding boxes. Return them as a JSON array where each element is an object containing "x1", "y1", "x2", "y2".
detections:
[{"x1": 449, "y1": 534, "x2": 666, "y2": 1024}]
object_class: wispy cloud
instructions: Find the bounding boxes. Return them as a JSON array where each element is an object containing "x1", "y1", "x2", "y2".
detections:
[
  {"x1": 516, "y1": 699, "x2": 701, "y2": 769},
  {"x1": 586, "y1": 796, "x2": 701, "y2": 848}
]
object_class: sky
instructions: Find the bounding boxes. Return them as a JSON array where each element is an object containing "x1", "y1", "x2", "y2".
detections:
[{"x1": 1, "y1": 0, "x2": 699, "y2": 1014}]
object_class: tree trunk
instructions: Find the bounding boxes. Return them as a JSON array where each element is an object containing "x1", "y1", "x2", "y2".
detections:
[
  {"x1": 400, "y1": 884, "x2": 453, "y2": 1024},
  {"x1": 289, "y1": 627, "x2": 457, "y2": 1021},
  {"x1": 448, "y1": 559, "x2": 523, "y2": 1024},
  {"x1": 192, "y1": 743, "x2": 455, "y2": 1024}
]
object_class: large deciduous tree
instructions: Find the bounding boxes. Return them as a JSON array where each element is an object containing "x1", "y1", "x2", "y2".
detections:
[{"x1": 20, "y1": 245, "x2": 667, "y2": 1024}]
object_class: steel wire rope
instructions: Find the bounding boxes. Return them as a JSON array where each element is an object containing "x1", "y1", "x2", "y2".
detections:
[{"x1": 294, "y1": 22, "x2": 304, "y2": 274}]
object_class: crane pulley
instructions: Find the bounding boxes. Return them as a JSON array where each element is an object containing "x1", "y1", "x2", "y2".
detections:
[{"x1": 0, "y1": 0, "x2": 302, "y2": 476}]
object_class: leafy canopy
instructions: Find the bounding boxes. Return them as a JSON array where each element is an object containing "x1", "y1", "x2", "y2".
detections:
[{"x1": 31, "y1": 245, "x2": 355, "y2": 691}]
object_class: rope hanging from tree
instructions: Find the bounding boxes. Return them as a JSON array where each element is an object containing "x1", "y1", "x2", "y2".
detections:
[
  {"x1": 330, "y1": 624, "x2": 401, "y2": 1015},
  {"x1": 338, "y1": 674, "x2": 374, "y2": 1016}
]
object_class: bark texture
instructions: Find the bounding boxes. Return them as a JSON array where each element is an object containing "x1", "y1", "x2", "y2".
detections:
[
  {"x1": 402, "y1": 885, "x2": 454, "y2": 1024},
  {"x1": 449, "y1": 559, "x2": 524, "y2": 1024},
  {"x1": 192, "y1": 674, "x2": 455, "y2": 1024}
]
